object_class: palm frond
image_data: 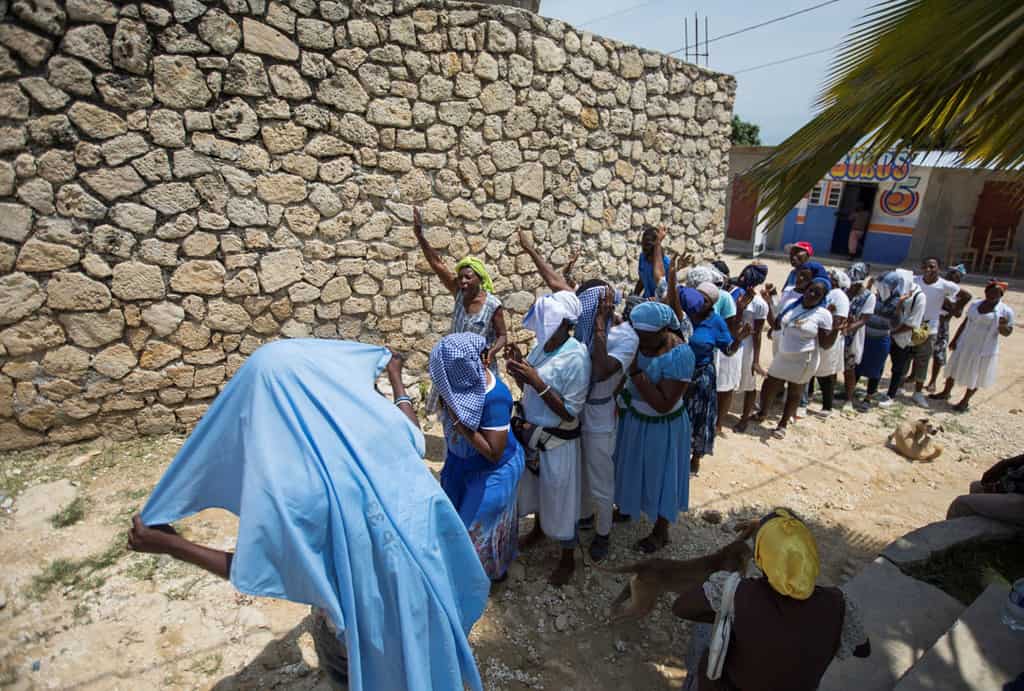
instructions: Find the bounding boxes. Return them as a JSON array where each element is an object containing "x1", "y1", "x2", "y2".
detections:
[{"x1": 748, "y1": 0, "x2": 1024, "y2": 227}]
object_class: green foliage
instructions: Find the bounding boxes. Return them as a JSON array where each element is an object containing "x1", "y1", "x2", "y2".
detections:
[
  {"x1": 28, "y1": 541, "x2": 124, "y2": 599},
  {"x1": 905, "y1": 537, "x2": 1024, "y2": 604},
  {"x1": 51, "y1": 496, "x2": 86, "y2": 528},
  {"x1": 750, "y1": 0, "x2": 1024, "y2": 226},
  {"x1": 730, "y1": 115, "x2": 762, "y2": 146}
]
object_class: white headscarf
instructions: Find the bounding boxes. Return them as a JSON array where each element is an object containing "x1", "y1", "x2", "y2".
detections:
[
  {"x1": 523, "y1": 290, "x2": 582, "y2": 347},
  {"x1": 829, "y1": 268, "x2": 851, "y2": 291},
  {"x1": 685, "y1": 265, "x2": 726, "y2": 289}
]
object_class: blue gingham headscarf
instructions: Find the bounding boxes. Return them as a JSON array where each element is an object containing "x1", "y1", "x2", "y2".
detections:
[
  {"x1": 428, "y1": 333, "x2": 487, "y2": 430},
  {"x1": 846, "y1": 262, "x2": 870, "y2": 284},
  {"x1": 574, "y1": 285, "x2": 621, "y2": 348}
]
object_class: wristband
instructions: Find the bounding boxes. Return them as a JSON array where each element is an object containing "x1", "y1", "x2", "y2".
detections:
[
  {"x1": 538, "y1": 385, "x2": 551, "y2": 397},
  {"x1": 395, "y1": 396, "x2": 413, "y2": 407}
]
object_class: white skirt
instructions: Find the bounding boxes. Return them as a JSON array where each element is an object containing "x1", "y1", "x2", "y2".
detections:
[
  {"x1": 768, "y1": 349, "x2": 820, "y2": 385},
  {"x1": 946, "y1": 347, "x2": 999, "y2": 390},
  {"x1": 738, "y1": 341, "x2": 759, "y2": 392},
  {"x1": 815, "y1": 338, "x2": 845, "y2": 377},
  {"x1": 716, "y1": 348, "x2": 743, "y2": 392},
  {"x1": 517, "y1": 440, "x2": 581, "y2": 542}
]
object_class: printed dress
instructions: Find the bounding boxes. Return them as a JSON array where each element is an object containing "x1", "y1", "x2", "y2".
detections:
[
  {"x1": 440, "y1": 375, "x2": 524, "y2": 580},
  {"x1": 427, "y1": 290, "x2": 502, "y2": 413},
  {"x1": 613, "y1": 343, "x2": 695, "y2": 521},
  {"x1": 686, "y1": 314, "x2": 732, "y2": 458}
]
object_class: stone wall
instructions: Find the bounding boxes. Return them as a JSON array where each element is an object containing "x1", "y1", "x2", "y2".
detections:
[{"x1": 0, "y1": 0, "x2": 735, "y2": 450}]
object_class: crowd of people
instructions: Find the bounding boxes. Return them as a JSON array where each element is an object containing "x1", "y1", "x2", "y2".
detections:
[{"x1": 126, "y1": 217, "x2": 1014, "y2": 690}]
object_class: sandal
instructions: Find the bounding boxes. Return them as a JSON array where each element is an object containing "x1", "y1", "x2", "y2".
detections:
[
  {"x1": 633, "y1": 532, "x2": 669, "y2": 554},
  {"x1": 589, "y1": 533, "x2": 610, "y2": 562},
  {"x1": 772, "y1": 428, "x2": 787, "y2": 440},
  {"x1": 953, "y1": 401, "x2": 970, "y2": 413}
]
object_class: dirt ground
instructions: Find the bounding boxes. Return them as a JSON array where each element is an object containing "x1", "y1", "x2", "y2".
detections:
[{"x1": 2, "y1": 253, "x2": 1022, "y2": 690}]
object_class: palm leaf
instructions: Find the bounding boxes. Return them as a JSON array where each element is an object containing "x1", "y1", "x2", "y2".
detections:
[{"x1": 748, "y1": 0, "x2": 1024, "y2": 227}]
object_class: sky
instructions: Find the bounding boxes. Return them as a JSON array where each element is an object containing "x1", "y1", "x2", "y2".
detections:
[{"x1": 540, "y1": 0, "x2": 875, "y2": 145}]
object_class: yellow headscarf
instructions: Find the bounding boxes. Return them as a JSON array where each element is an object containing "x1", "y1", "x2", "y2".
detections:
[
  {"x1": 754, "y1": 509, "x2": 820, "y2": 600},
  {"x1": 454, "y1": 256, "x2": 494, "y2": 293}
]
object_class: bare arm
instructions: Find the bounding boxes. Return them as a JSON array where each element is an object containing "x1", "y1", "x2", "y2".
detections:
[
  {"x1": 485, "y1": 308, "x2": 508, "y2": 368},
  {"x1": 561, "y1": 245, "x2": 582, "y2": 290},
  {"x1": 386, "y1": 350, "x2": 419, "y2": 429},
  {"x1": 591, "y1": 289, "x2": 625, "y2": 382},
  {"x1": 998, "y1": 316, "x2": 1013, "y2": 337},
  {"x1": 413, "y1": 208, "x2": 458, "y2": 294},
  {"x1": 751, "y1": 318, "x2": 766, "y2": 375},
  {"x1": 506, "y1": 358, "x2": 575, "y2": 421},
  {"x1": 947, "y1": 288, "x2": 972, "y2": 317},
  {"x1": 518, "y1": 230, "x2": 573, "y2": 293},
  {"x1": 650, "y1": 225, "x2": 667, "y2": 287},
  {"x1": 128, "y1": 515, "x2": 233, "y2": 580},
  {"x1": 453, "y1": 422, "x2": 509, "y2": 464},
  {"x1": 949, "y1": 317, "x2": 968, "y2": 350},
  {"x1": 629, "y1": 354, "x2": 689, "y2": 413},
  {"x1": 817, "y1": 326, "x2": 839, "y2": 349}
]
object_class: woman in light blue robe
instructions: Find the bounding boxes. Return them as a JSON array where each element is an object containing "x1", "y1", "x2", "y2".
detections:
[{"x1": 129, "y1": 340, "x2": 489, "y2": 691}]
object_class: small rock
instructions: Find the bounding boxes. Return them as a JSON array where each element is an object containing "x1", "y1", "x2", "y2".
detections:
[{"x1": 554, "y1": 614, "x2": 568, "y2": 631}]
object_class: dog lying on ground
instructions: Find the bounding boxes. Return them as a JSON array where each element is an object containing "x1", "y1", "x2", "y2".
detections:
[
  {"x1": 600, "y1": 520, "x2": 757, "y2": 622},
  {"x1": 890, "y1": 418, "x2": 943, "y2": 462}
]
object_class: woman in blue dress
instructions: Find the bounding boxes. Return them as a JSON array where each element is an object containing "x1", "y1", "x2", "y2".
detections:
[
  {"x1": 613, "y1": 301, "x2": 695, "y2": 553},
  {"x1": 672, "y1": 279, "x2": 741, "y2": 475},
  {"x1": 429, "y1": 333, "x2": 525, "y2": 582}
]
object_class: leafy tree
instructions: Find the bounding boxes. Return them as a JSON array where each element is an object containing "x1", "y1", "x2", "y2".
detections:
[
  {"x1": 749, "y1": 0, "x2": 1024, "y2": 225},
  {"x1": 730, "y1": 115, "x2": 762, "y2": 146}
]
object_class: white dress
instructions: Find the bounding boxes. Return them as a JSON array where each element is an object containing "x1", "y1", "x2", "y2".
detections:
[
  {"x1": 815, "y1": 289, "x2": 849, "y2": 377},
  {"x1": 946, "y1": 300, "x2": 1015, "y2": 389},
  {"x1": 738, "y1": 294, "x2": 769, "y2": 392},
  {"x1": 517, "y1": 338, "x2": 592, "y2": 542}
]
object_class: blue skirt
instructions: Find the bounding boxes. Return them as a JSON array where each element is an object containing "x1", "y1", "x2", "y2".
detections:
[
  {"x1": 857, "y1": 333, "x2": 891, "y2": 381},
  {"x1": 613, "y1": 405, "x2": 692, "y2": 522},
  {"x1": 685, "y1": 362, "x2": 717, "y2": 458},
  {"x1": 440, "y1": 448, "x2": 524, "y2": 580}
]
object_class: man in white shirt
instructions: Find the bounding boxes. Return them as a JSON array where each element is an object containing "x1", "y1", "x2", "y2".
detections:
[{"x1": 910, "y1": 258, "x2": 970, "y2": 407}]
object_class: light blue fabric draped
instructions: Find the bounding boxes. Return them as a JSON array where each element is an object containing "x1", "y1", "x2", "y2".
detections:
[{"x1": 141, "y1": 339, "x2": 489, "y2": 691}]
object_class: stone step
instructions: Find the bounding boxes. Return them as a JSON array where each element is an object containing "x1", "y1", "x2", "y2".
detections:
[
  {"x1": 818, "y1": 557, "x2": 965, "y2": 691},
  {"x1": 893, "y1": 583, "x2": 1022, "y2": 691},
  {"x1": 881, "y1": 516, "x2": 1020, "y2": 567}
]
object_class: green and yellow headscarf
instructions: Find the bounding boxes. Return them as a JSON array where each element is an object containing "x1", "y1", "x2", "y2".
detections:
[
  {"x1": 454, "y1": 256, "x2": 494, "y2": 293},
  {"x1": 754, "y1": 508, "x2": 820, "y2": 600}
]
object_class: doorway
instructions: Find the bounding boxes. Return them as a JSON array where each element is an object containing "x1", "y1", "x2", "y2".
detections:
[
  {"x1": 726, "y1": 174, "x2": 758, "y2": 242},
  {"x1": 831, "y1": 183, "x2": 878, "y2": 257}
]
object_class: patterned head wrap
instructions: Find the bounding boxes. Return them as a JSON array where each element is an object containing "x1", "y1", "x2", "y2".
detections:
[
  {"x1": 988, "y1": 278, "x2": 1009, "y2": 295},
  {"x1": 428, "y1": 333, "x2": 487, "y2": 430},
  {"x1": 523, "y1": 290, "x2": 582, "y2": 346},
  {"x1": 678, "y1": 286, "x2": 708, "y2": 321},
  {"x1": 574, "y1": 285, "x2": 621, "y2": 348},
  {"x1": 846, "y1": 262, "x2": 870, "y2": 284},
  {"x1": 454, "y1": 256, "x2": 494, "y2": 293},
  {"x1": 829, "y1": 268, "x2": 851, "y2": 291},
  {"x1": 738, "y1": 263, "x2": 769, "y2": 289},
  {"x1": 755, "y1": 508, "x2": 820, "y2": 601},
  {"x1": 685, "y1": 265, "x2": 726, "y2": 288},
  {"x1": 696, "y1": 282, "x2": 720, "y2": 303},
  {"x1": 629, "y1": 301, "x2": 680, "y2": 333}
]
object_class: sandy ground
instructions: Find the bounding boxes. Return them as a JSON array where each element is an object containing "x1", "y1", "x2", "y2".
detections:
[{"x1": 1, "y1": 253, "x2": 1022, "y2": 690}]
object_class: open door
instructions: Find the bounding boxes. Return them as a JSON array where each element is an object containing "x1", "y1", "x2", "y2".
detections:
[
  {"x1": 971, "y1": 181, "x2": 1024, "y2": 249},
  {"x1": 726, "y1": 175, "x2": 758, "y2": 242},
  {"x1": 831, "y1": 183, "x2": 877, "y2": 257}
]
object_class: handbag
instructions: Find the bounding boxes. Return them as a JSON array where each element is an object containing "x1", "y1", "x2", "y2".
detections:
[{"x1": 707, "y1": 572, "x2": 743, "y2": 681}]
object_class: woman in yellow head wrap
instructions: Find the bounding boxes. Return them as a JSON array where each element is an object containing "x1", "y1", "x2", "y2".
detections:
[
  {"x1": 672, "y1": 508, "x2": 871, "y2": 691},
  {"x1": 413, "y1": 208, "x2": 507, "y2": 376}
]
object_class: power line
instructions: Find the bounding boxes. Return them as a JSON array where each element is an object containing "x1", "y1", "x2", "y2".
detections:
[
  {"x1": 669, "y1": 0, "x2": 843, "y2": 55},
  {"x1": 576, "y1": 0, "x2": 665, "y2": 28},
  {"x1": 732, "y1": 46, "x2": 835, "y2": 75}
]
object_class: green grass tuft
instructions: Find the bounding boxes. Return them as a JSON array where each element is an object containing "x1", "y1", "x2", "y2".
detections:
[
  {"x1": 51, "y1": 496, "x2": 87, "y2": 528},
  {"x1": 904, "y1": 537, "x2": 1024, "y2": 604},
  {"x1": 27, "y1": 541, "x2": 124, "y2": 600}
]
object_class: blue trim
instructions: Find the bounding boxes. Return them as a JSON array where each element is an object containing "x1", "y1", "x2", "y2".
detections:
[{"x1": 862, "y1": 233, "x2": 911, "y2": 265}]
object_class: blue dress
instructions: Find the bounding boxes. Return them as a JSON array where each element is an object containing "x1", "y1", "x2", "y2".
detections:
[
  {"x1": 440, "y1": 376, "x2": 525, "y2": 580},
  {"x1": 638, "y1": 253, "x2": 672, "y2": 298},
  {"x1": 613, "y1": 343, "x2": 695, "y2": 522},
  {"x1": 686, "y1": 314, "x2": 732, "y2": 457}
]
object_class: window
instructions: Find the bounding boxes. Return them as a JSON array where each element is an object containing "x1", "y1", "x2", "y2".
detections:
[
  {"x1": 808, "y1": 183, "x2": 824, "y2": 205},
  {"x1": 826, "y1": 184, "x2": 842, "y2": 207}
]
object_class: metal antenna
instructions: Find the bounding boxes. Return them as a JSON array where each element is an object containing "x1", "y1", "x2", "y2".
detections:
[{"x1": 684, "y1": 12, "x2": 710, "y2": 66}]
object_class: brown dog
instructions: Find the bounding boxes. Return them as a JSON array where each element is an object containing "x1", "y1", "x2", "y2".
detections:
[
  {"x1": 601, "y1": 520, "x2": 758, "y2": 622},
  {"x1": 890, "y1": 418, "x2": 943, "y2": 462}
]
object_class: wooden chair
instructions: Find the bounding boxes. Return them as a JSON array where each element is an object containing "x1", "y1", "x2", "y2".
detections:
[
  {"x1": 946, "y1": 225, "x2": 979, "y2": 272},
  {"x1": 982, "y1": 226, "x2": 1019, "y2": 275}
]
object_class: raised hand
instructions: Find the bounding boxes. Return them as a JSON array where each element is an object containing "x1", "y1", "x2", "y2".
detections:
[
  {"x1": 656, "y1": 225, "x2": 667, "y2": 245},
  {"x1": 736, "y1": 288, "x2": 754, "y2": 311},
  {"x1": 385, "y1": 347, "x2": 405, "y2": 377},
  {"x1": 503, "y1": 342, "x2": 523, "y2": 363},
  {"x1": 596, "y1": 286, "x2": 615, "y2": 321},
  {"x1": 517, "y1": 229, "x2": 534, "y2": 251},
  {"x1": 412, "y1": 207, "x2": 423, "y2": 235}
]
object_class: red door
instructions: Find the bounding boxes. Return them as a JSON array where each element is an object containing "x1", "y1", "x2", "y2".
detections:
[
  {"x1": 971, "y1": 181, "x2": 1024, "y2": 249},
  {"x1": 727, "y1": 175, "x2": 758, "y2": 242}
]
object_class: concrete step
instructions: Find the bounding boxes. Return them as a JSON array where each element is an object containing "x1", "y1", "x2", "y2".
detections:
[
  {"x1": 818, "y1": 557, "x2": 965, "y2": 691},
  {"x1": 894, "y1": 583, "x2": 1022, "y2": 691}
]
